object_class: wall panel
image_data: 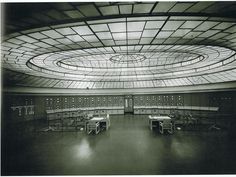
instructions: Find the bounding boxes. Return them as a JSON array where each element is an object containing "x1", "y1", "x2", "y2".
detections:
[{"x1": 2, "y1": 91, "x2": 235, "y2": 123}]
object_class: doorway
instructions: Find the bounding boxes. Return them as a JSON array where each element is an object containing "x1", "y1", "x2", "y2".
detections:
[{"x1": 124, "y1": 95, "x2": 133, "y2": 114}]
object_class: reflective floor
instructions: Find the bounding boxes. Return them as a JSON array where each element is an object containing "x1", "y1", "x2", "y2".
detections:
[{"x1": 2, "y1": 115, "x2": 236, "y2": 175}]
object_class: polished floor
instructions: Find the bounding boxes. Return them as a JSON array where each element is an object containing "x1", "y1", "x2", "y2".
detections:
[{"x1": 2, "y1": 115, "x2": 236, "y2": 175}]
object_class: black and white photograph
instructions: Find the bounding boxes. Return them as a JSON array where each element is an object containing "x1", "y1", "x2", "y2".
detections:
[{"x1": 1, "y1": 1, "x2": 236, "y2": 176}]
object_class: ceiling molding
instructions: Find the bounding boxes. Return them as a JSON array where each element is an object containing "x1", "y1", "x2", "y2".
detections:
[{"x1": 3, "y1": 82, "x2": 236, "y2": 96}]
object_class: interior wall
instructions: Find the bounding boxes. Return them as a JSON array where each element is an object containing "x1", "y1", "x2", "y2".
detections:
[{"x1": 2, "y1": 91, "x2": 235, "y2": 123}]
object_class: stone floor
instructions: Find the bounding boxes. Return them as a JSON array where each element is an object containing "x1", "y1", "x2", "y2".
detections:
[{"x1": 2, "y1": 115, "x2": 236, "y2": 175}]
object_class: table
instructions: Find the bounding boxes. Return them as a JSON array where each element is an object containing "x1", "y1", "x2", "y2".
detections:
[
  {"x1": 86, "y1": 116, "x2": 110, "y2": 134},
  {"x1": 91, "y1": 117, "x2": 110, "y2": 130},
  {"x1": 148, "y1": 115, "x2": 171, "y2": 130}
]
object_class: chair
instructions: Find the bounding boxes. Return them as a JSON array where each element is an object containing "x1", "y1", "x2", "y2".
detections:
[
  {"x1": 86, "y1": 121, "x2": 100, "y2": 134},
  {"x1": 99, "y1": 115, "x2": 110, "y2": 130},
  {"x1": 159, "y1": 119, "x2": 173, "y2": 134}
]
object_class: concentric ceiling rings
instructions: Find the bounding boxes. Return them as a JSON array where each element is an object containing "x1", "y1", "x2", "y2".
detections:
[{"x1": 2, "y1": 15, "x2": 236, "y2": 88}]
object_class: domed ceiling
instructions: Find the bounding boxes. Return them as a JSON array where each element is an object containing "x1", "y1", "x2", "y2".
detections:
[{"x1": 2, "y1": 2, "x2": 236, "y2": 92}]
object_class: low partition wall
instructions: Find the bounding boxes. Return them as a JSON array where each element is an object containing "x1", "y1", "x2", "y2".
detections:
[
  {"x1": 134, "y1": 105, "x2": 219, "y2": 116},
  {"x1": 3, "y1": 91, "x2": 234, "y2": 123},
  {"x1": 46, "y1": 106, "x2": 124, "y2": 121}
]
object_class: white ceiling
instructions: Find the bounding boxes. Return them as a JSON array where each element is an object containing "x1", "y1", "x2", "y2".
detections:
[{"x1": 2, "y1": 2, "x2": 236, "y2": 90}]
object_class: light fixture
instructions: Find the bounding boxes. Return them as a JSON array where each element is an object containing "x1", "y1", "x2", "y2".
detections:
[{"x1": 109, "y1": 54, "x2": 147, "y2": 63}]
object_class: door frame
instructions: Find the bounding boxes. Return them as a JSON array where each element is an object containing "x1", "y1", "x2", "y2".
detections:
[{"x1": 124, "y1": 95, "x2": 134, "y2": 114}]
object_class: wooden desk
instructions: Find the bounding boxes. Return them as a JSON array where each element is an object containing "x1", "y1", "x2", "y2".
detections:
[{"x1": 149, "y1": 115, "x2": 171, "y2": 130}]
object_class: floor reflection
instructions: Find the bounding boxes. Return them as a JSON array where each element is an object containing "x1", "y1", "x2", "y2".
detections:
[
  {"x1": 2, "y1": 115, "x2": 236, "y2": 175},
  {"x1": 73, "y1": 138, "x2": 93, "y2": 160}
]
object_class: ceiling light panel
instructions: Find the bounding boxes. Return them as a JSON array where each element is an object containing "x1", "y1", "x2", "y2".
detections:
[
  {"x1": 162, "y1": 21, "x2": 185, "y2": 30},
  {"x1": 72, "y1": 26, "x2": 93, "y2": 35},
  {"x1": 152, "y1": 2, "x2": 176, "y2": 13},
  {"x1": 171, "y1": 29, "x2": 191, "y2": 37},
  {"x1": 108, "y1": 22, "x2": 126, "y2": 32},
  {"x1": 194, "y1": 21, "x2": 219, "y2": 31},
  {"x1": 66, "y1": 35, "x2": 84, "y2": 42},
  {"x1": 82, "y1": 35, "x2": 99, "y2": 42},
  {"x1": 119, "y1": 5, "x2": 133, "y2": 14},
  {"x1": 145, "y1": 21, "x2": 165, "y2": 29},
  {"x1": 99, "y1": 6, "x2": 119, "y2": 15},
  {"x1": 2, "y1": 15, "x2": 236, "y2": 89},
  {"x1": 128, "y1": 32, "x2": 142, "y2": 39},
  {"x1": 41, "y1": 30, "x2": 64, "y2": 39},
  {"x1": 169, "y1": 2, "x2": 194, "y2": 12},
  {"x1": 90, "y1": 24, "x2": 109, "y2": 32},
  {"x1": 127, "y1": 22, "x2": 146, "y2": 31},
  {"x1": 112, "y1": 33, "x2": 126, "y2": 40},
  {"x1": 64, "y1": 10, "x2": 84, "y2": 18},
  {"x1": 77, "y1": 4, "x2": 100, "y2": 17},
  {"x1": 155, "y1": 31, "x2": 173, "y2": 38},
  {"x1": 56, "y1": 27, "x2": 76, "y2": 35},
  {"x1": 142, "y1": 30, "x2": 158, "y2": 37},
  {"x1": 133, "y1": 3, "x2": 154, "y2": 14},
  {"x1": 185, "y1": 1, "x2": 215, "y2": 12},
  {"x1": 102, "y1": 40, "x2": 115, "y2": 46},
  {"x1": 16, "y1": 35, "x2": 38, "y2": 43}
]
